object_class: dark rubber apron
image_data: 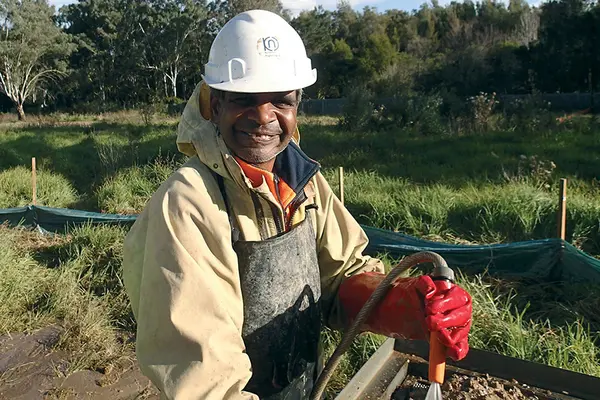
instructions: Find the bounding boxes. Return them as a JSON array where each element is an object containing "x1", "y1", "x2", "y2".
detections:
[{"x1": 217, "y1": 175, "x2": 323, "y2": 400}]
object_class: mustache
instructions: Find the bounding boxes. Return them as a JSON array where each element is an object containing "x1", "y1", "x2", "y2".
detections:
[{"x1": 235, "y1": 123, "x2": 282, "y2": 136}]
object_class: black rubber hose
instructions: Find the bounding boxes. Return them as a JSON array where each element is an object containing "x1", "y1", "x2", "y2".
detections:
[{"x1": 309, "y1": 251, "x2": 450, "y2": 400}]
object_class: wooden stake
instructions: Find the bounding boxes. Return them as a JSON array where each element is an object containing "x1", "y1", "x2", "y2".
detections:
[
  {"x1": 557, "y1": 178, "x2": 567, "y2": 240},
  {"x1": 32, "y1": 157, "x2": 37, "y2": 205},
  {"x1": 339, "y1": 166, "x2": 344, "y2": 205}
]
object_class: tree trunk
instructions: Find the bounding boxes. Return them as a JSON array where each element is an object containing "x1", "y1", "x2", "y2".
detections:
[
  {"x1": 16, "y1": 103, "x2": 26, "y2": 121},
  {"x1": 170, "y1": 73, "x2": 178, "y2": 98}
]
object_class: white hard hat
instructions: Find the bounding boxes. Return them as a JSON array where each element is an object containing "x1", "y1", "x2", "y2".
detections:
[{"x1": 203, "y1": 9, "x2": 317, "y2": 93}]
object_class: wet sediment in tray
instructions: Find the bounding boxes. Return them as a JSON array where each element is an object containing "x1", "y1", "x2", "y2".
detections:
[{"x1": 391, "y1": 355, "x2": 573, "y2": 400}]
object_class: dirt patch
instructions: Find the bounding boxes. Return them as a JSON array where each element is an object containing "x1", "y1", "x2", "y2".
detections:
[
  {"x1": 440, "y1": 374, "x2": 530, "y2": 399},
  {"x1": 0, "y1": 325, "x2": 159, "y2": 400},
  {"x1": 392, "y1": 373, "x2": 559, "y2": 400},
  {"x1": 389, "y1": 353, "x2": 564, "y2": 400}
]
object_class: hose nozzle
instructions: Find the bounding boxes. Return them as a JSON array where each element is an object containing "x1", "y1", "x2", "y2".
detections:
[
  {"x1": 428, "y1": 263, "x2": 455, "y2": 386},
  {"x1": 309, "y1": 251, "x2": 454, "y2": 400},
  {"x1": 431, "y1": 264, "x2": 455, "y2": 282}
]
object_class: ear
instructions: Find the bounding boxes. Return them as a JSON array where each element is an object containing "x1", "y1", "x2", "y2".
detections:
[
  {"x1": 199, "y1": 82, "x2": 213, "y2": 121},
  {"x1": 209, "y1": 94, "x2": 221, "y2": 123}
]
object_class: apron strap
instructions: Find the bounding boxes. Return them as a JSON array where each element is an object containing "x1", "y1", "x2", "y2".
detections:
[
  {"x1": 214, "y1": 171, "x2": 318, "y2": 243},
  {"x1": 215, "y1": 173, "x2": 242, "y2": 243}
]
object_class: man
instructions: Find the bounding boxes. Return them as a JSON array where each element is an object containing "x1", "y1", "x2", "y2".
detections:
[{"x1": 123, "y1": 9, "x2": 472, "y2": 400}]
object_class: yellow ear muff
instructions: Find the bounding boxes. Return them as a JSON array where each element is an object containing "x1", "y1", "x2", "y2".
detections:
[{"x1": 199, "y1": 82, "x2": 212, "y2": 121}]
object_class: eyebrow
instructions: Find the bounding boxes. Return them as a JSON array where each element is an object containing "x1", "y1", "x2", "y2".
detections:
[{"x1": 228, "y1": 92, "x2": 297, "y2": 103}]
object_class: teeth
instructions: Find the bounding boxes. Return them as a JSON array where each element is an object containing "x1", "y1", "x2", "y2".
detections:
[{"x1": 243, "y1": 132, "x2": 270, "y2": 138}]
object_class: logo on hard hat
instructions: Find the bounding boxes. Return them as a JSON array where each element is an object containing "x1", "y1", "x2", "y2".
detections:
[{"x1": 258, "y1": 37, "x2": 280, "y2": 57}]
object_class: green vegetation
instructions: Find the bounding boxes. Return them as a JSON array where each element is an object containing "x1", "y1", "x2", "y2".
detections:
[
  {"x1": 0, "y1": 166, "x2": 78, "y2": 209},
  {"x1": 97, "y1": 158, "x2": 180, "y2": 214},
  {"x1": 0, "y1": 224, "x2": 130, "y2": 374},
  {"x1": 4, "y1": 113, "x2": 599, "y2": 252},
  {"x1": 3, "y1": 0, "x2": 600, "y2": 121},
  {"x1": 3, "y1": 0, "x2": 600, "y2": 395},
  {"x1": 1, "y1": 113, "x2": 600, "y2": 396}
]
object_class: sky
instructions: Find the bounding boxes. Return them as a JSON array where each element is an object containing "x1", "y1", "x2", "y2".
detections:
[{"x1": 48, "y1": 0, "x2": 545, "y2": 16}]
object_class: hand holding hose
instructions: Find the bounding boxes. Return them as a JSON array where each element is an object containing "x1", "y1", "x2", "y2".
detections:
[
  {"x1": 312, "y1": 252, "x2": 472, "y2": 400},
  {"x1": 338, "y1": 273, "x2": 473, "y2": 361},
  {"x1": 426, "y1": 276, "x2": 472, "y2": 361}
]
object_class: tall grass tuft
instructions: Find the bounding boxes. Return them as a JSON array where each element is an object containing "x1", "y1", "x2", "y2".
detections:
[
  {"x1": 51, "y1": 260, "x2": 128, "y2": 373},
  {"x1": 322, "y1": 169, "x2": 600, "y2": 254},
  {"x1": 96, "y1": 157, "x2": 179, "y2": 214},
  {"x1": 458, "y1": 272, "x2": 600, "y2": 377},
  {"x1": 0, "y1": 224, "x2": 131, "y2": 373},
  {"x1": 48, "y1": 223, "x2": 134, "y2": 332},
  {"x1": 0, "y1": 166, "x2": 78, "y2": 208},
  {"x1": 0, "y1": 226, "x2": 56, "y2": 332}
]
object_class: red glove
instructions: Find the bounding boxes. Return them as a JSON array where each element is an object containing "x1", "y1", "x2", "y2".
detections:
[{"x1": 338, "y1": 272, "x2": 472, "y2": 361}]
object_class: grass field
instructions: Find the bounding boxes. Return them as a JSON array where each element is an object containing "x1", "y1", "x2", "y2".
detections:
[{"x1": 1, "y1": 110, "x2": 600, "y2": 397}]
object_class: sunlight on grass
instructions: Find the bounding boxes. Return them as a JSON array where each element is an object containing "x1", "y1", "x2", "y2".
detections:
[
  {"x1": 96, "y1": 157, "x2": 179, "y2": 214},
  {"x1": 1, "y1": 113, "x2": 600, "y2": 393},
  {"x1": 0, "y1": 166, "x2": 79, "y2": 208},
  {"x1": 458, "y1": 272, "x2": 600, "y2": 376},
  {"x1": 0, "y1": 224, "x2": 132, "y2": 374}
]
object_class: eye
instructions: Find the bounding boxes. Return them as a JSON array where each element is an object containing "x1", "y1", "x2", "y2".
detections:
[
  {"x1": 230, "y1": 97, "x2": 252, "y2": 106},
  {"x1": 274, "y1": 98, "x2": 296, "y2": 108}
]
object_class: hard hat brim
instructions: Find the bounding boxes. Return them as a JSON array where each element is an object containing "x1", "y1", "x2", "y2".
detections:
[{"x1": 202, "y1": 69, "x2": 317, "y2": 94}]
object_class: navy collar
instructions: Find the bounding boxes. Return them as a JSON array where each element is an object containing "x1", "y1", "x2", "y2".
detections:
[{"x1": 273, "y1": 141, "x2": 320, "y2": 195}]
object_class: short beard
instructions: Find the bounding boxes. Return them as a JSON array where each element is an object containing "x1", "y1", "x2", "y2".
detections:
[
  {"x1": 214, "y1": 123, "x2": 287, "y2": 165},
  {"x1": 237, "y1": 146, "x2": 287, "y2": 165}
]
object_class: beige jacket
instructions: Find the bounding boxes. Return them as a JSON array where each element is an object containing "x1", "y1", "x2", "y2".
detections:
[{"x1": 122, "y1": 81, "x2": 384, "y2": 400}]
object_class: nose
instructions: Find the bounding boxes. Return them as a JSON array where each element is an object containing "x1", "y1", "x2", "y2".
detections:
[{"x1": 248, "y1": 102, "x2": 277, "y2": 126}]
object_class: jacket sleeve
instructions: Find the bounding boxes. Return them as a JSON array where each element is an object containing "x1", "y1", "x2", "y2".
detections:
[
  {"x1": 310, "y1": 172, "x2": 386, "y2": 330},
  {"x1": 122, "y1": 166, "x2": 258, "y2": 400}
]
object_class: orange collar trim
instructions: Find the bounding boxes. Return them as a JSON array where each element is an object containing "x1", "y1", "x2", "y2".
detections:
[{"x1": 235, "y1": 157, "x2": 296, "y2": 210}]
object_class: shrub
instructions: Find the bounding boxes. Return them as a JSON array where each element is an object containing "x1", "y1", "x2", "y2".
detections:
[
  {"x1": 338, "y1": 85, "x2": 375, "y2": 131},
  {"x1": 166, "y1": 96, "x2": 187, "y2": 116},
  {"x1": 501, "y1": 94, "x2": 555, "y2": 132},
  {"x1": 468, "y1": 92, "x2": 498, "y2": 132},
  {"x1": 373, "y1": 92, "x2": 445, "y2": 135}
]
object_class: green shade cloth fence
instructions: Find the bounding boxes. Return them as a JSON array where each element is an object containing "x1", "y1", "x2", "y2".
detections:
[{"x1": 2, "y1": 205, "x2": 600, "y2": 284}]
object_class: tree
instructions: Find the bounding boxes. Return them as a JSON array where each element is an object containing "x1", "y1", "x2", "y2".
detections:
[
  {"x1": 0, "y1": 0, "x2": 74, "y2": 120},
  {"x1": 535, "y1": 0, "x2": 592, "y2": 92},
  {"x1": 358, "y1": 33, "x2": 397, "y2": 79},
  {"x1": 229, "y1": 0, "x2": 288, "y2": 19},
  {"x1": 385, "y1": 9, "x2": 414, "y2": 52},
  {"x1": 291, "y1": 6, "x2": 334, "y2": 57},
  {"x1": 321, "y1": 38, "x2": 358, "y2": 98},
  {"x1": 334, "y1": 1, "x2": 358, "y2": 43},
  {"x1": 58, "y1": 0, "x2": 130, "y2": 108},
  {"x1": 137, "y1": 0, "x2": 208, "y2": 99}
]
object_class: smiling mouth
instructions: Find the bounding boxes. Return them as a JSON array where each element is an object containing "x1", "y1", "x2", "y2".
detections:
[
  {"x1": 242, "y1": 131, "x2": 275, "y2": 139},
  {"x1": 236, "y1": 130, "x2": 279, "y2": 144}
]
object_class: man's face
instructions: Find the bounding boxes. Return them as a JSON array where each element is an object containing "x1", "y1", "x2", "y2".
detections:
[{"x1": 211, "y1": 90, "x2": 299, "y2": 165}]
